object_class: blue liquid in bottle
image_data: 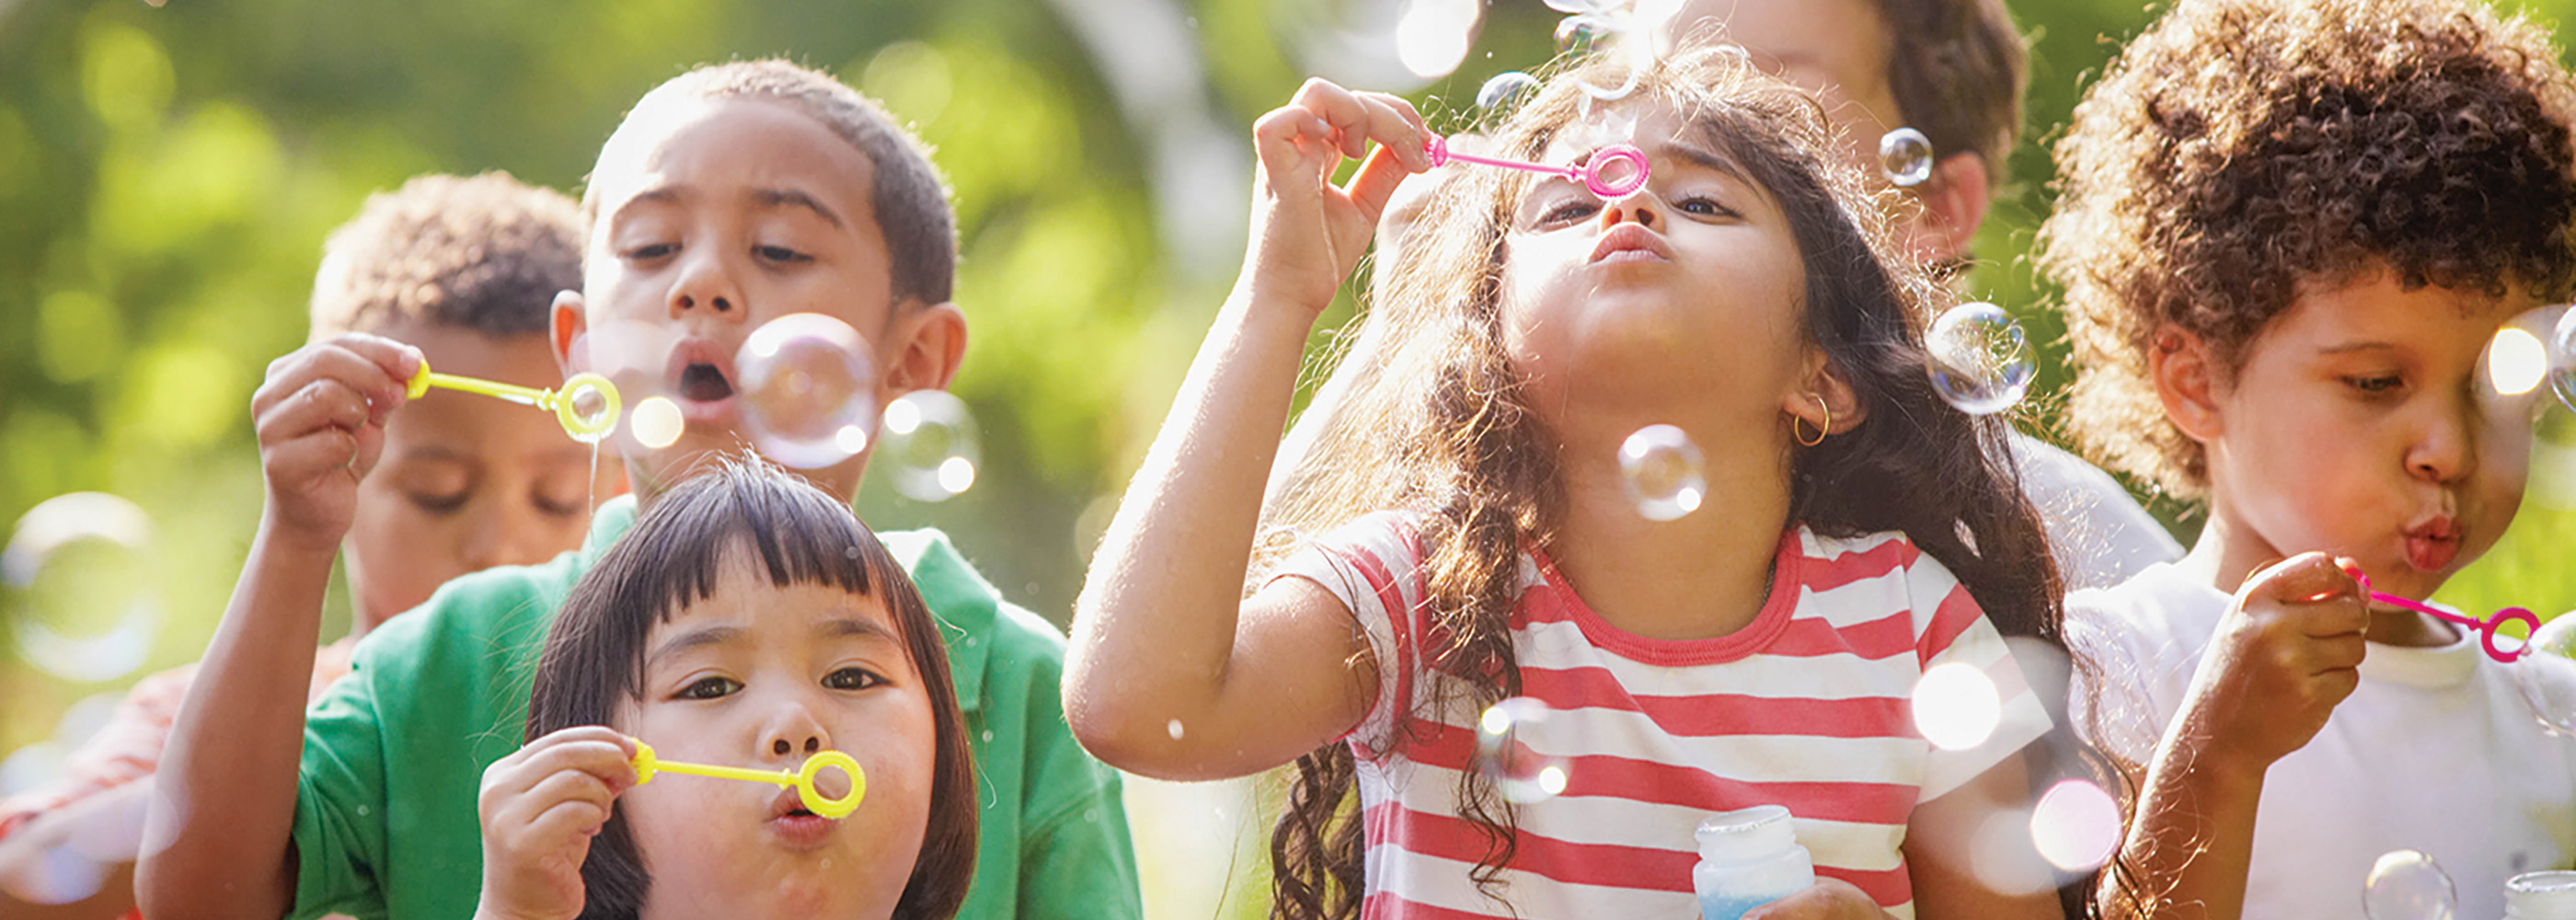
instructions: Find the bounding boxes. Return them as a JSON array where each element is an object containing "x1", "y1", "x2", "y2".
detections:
[{"x1": 1694, "y1": 805, "x2": 1812, "y2": 920}]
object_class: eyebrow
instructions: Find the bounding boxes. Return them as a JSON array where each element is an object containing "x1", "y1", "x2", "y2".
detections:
[
  {"x1": 2317, "y1": 341, "x2": 2404, "y2": 355},
  {"x1": 605, "y1": 185, "x2": 684, "y2": 230},
  {"x1": 649, "y1": 623, "x2": 745, "y2": 667},
  {"x1": 751, "y1": 188, "x2": 846, "y2": 230},
  {"x1": 813, "y1": 615, "x2": 899, "y2": 643},
  {"x1": 1653, "y1": 140, "x2": 1749, "y2": 183}
]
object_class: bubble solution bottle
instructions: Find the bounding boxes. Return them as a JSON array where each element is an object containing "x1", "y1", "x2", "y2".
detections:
[
  {"x1": 2508, "y1": 870, "x2": 2576, "y2": 919},
  {"x1": 1694, "y1": 805, "x2": 1815, "y2": 920}
]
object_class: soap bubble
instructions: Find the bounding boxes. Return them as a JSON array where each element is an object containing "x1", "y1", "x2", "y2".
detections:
[
  {"x1": 1618, "y1": 424, "x2": 1705, "y2": 521},
  {"x1": 2514, "y1": 615, "x2": 2576, "y2": 736},
  {"x1": 6, "y1": 492, "x2": 158, "y2": 683},
  {"x1": 2551, "y1": 307, "x2": 2576, "y2": 413},
  {"x1": 1556, "y1": 14, "x2": 1616, "y2": 53},
  {"x1": 1542, "y1": 0, "x2": 1604, "y2": 12},
  {"x1": 627, "y1": 396, "x2": 685, "y2": 451},
  {"x1": 737, "y1": 314, "x2": 880, "y2": 470},
  {"x1": 1913, "y1": 662, "x2": 2001, "y2": 752},
  {"x1": 2363, "y1": 849, "x2": 2455, "y2": 920},
  {"x1": 2030, "y1": 779, "x2": 2122, "y2": 872},
  {"x1": 1473, "y1": 696, "x2": 1571, "y2": 803},
  {"x1": 1880, "y1": 127, "x2": 1934, "y2": 188},
  {"x1": 877, "y1": 390, "x2": 983, "y2": 502},
  {"x1": 2490, "y1": 327, "x2": 2549, "y2": 398},
  {"x1": 1926, "y1": 302, "x2": 2036, "y2": 416},
  {"x1": 1476, "y1": 72, "x2": 1540, "y2": 114}
]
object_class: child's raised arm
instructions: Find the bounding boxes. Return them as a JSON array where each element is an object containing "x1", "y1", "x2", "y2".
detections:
[
  {"x1": 1064, "y1": 80, "x2": 1429, "y2": 780},
  {"x1": 137, "y1": 334, "x2": 420, "y2": 920},
  {"x1": 2100, "y1": 553, "x2": 2367, "y2": 920}
]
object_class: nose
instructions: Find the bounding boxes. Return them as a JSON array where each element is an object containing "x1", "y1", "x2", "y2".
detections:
[
  {"x1": 2407, "y1": 395, "x2": 2475, "y2": 484},
  {"x1": 458, "y1": 498, "x2": 552, "y2": 571},
  {"x1": 761, "y1": 702, "x2": 833, "y2": 762},
  {"x1": 1596, "y1": 185, "x2": 1661, "y2": 230},
  {"x1": 667, "y1": 247, "x2": 743, "y2": 319}
]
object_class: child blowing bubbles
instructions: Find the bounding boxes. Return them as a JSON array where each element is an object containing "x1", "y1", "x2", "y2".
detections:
[
  {"x1": 2041, "y1": 0, "x2": 2576, "y2": 916},
  {"x1": 474, "y1": 461, "x2": 974, "y2": 920},
  {"x1": 140, "y1": 61, "x2": 1137, "y2": 920},
  {"x1": 1070, "y1": 50, "x2": 2071, "y2": 920}
]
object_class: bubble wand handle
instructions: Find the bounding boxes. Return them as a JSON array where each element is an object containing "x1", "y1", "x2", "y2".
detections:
[
  {"x1": 627, "y1": 740, "x2": 866, "y2": 820},
  {"x1": 403, "y1": 361, "x2": 622, "y2": 442},
  {"x1": 2350, "y1": 570, "x2": 2536, "y2": 663},
  {"x1": 1424, "y1": 135, "x2": 1651, "y2": 199}
]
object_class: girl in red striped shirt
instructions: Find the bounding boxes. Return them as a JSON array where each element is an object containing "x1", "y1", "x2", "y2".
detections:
[{"x1": 1069, "y1": 49, "x2": 2090, "y2": 920}]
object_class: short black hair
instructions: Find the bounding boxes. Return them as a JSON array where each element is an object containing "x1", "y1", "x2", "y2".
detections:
[
  {"x1": 592, "y1": 60, "x2": 958, "y2": 306},
  {"x1": 524, "y1": 458, "x2": 977, "y2": 920}
]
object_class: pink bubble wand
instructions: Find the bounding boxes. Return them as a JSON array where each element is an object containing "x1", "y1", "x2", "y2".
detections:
[
  {"x1": 2351, "y1": 569, "x2": 2536, "y2": 663},
  {"x1": 1425, "y1": 135, "x2": 1650, "y2": 199}
]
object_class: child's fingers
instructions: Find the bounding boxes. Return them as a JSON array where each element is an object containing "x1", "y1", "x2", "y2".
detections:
[
  {"x1": 317, "y1": 332, "x2": 426, "y2": 385},
  {"x1": 520, "y1": 795, "x2": 614, "y2": 846},
  {"x1": 1355, "y1": 90, "x2": 1433, "y2": 166},
  {"x1": 1343, "y1": 145, "x2": 1416, "y2": 223},
  {"x1": 255, "y1": 379, "x2": 374, "y2": 447},
  {"x1": 262, "y1": 429, "x2": 363, "y2": 481},
  {"x1": 1289, "y1": 79, "x2": 1431, "y2": 171},
  {"x1": 253, "y1": 345, "x2": 410, "y2": 425}
]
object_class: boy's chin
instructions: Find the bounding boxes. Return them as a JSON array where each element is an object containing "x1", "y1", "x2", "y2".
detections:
[{"x1": 627, "y1": 438, "x2": 865, "y2": 501}]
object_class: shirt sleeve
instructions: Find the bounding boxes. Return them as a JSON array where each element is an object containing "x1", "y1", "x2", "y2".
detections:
[
  {"x1": 287, "y1": 645, "x2": 395, "y2": 920},
  {"x1": 0, "y1": 665, "x2": 196, "y2": 844},
  {"x1": 1015, "y1": 713, "x2": 1143, "y2": 920},
  {"x1": 2061, "y1": 590, "x2": 2177, "y2": 769},
  {"x1": 1907, "y1": 550, "x2": 2054, "y2": 802},
  {"x1": 1263, "y1": 512, "x2": 1424, "y2": 754}
]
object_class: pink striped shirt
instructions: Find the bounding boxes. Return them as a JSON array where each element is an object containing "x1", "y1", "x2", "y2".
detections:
[{"x1": 1274, "y1": 512, "x2": 2050, "y2": 919}]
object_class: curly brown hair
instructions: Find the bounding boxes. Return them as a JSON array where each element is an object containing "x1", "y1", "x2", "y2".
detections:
[
  {"x1": 309, "y1": 171, "x2": 581, "y2": 340},
  {"x1": 2041, "y1": 0, "x2": 2576, "y2": 499}
]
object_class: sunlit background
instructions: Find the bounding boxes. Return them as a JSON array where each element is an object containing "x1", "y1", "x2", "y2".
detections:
[{"x1": 10, "y1": 0, "x2": 2576, "y2": 915}]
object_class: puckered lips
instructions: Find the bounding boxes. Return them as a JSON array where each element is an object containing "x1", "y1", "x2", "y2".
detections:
[
  {"x1": 766, "y1": 784, "x2": 837, "y2": 850},
  {"x1": 2402, "y1": 515, "x2": 2462, "y2": 574},
  {"x1": 665, "y1": 337, "x2": 740, "y2": 426},
  {"x1": 1589, "y1": 224, "x2": 1673, "y2": 265}
]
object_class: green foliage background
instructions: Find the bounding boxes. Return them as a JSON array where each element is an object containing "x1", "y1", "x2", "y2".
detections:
[{"x1": 6, "y1": 0, "x2": 2576, "y2": 914}]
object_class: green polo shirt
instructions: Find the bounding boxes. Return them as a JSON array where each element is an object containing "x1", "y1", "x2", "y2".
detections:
[{"x1": 287, "y1": 496, "x2": 1138, "y2": 920}]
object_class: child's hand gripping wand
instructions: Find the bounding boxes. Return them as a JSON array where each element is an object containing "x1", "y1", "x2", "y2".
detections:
[
  {"x1": 628, "y1": 740, "x2": 866, "y2": 819},
  {"x1": 405, "y1": 362, "x2": 623, "y2": 443},
  {"x1": 1425, "y1": 134, "x2": 1651, "y2": 199},
  {"x1": 2351, "y1": 569, "x2": 2537, "y2": 663}
]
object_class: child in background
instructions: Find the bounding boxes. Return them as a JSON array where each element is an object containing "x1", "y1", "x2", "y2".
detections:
[
  {"x1": 2041, "y1": 0, "x2": 2576, "y2": 916},
  {"x1": 0, "y1": 172, "x2": 603, "y2": 920},
  {"x1": 475, "y1": 460, "x2": 976, "y2": 920},
  {"x1": 137, "y1": 61, "x2": 1138, "y2": 920},
  {"x1": 1656, "y1": 0, "x2": 2186, "y2": 589},
  {"x1": 1071, "y1": 51, "x2": 2064, "y2": 919}
]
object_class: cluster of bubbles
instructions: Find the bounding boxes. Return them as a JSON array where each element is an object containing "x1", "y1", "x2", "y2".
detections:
[
  {"x1": 1540, "y1": 0, "x2": 1652, "y2": 103},
  {"x1": 615, "y1": 313, "x2": 983, "y2": 502},
  {"x1": 6, "y1": 492, "x2": 159, "y2": 684},
  {"x1": 1472, "y1": 696, "x2": 1573, "y2": 803},
  {"x1": 1926, "y1": 302, "x2": 2037, "y2": 417},
  {"x1": 2364, "y1": 849, "x2": 2456, "y2": 920}
]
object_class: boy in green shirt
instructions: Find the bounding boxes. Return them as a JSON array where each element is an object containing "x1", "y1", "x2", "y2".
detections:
[{"x1": 136, "y1": 60, "x2": 1139, "y2": 920}]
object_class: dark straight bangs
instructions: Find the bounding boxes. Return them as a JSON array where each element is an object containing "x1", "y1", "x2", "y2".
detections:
[{"x1": 524, "y1": 457, "x2": 979, "y2": 920}]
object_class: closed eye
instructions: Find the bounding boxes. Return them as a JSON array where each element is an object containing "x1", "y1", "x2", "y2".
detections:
[
  {"x1": 755, "y1": 245, "x2": 811, "y2": 264},
  {"x1": 625, "y1": 243, "x2": 678, "y2": 261},
  {"x1": 2344, "y1": 374, "x2": 2405, "y2": 396},
  {"x1": 408, "y1": 491, "x2": 466, "y2": 514},
  {"x1": 823, "y1": 666, "x2": 885, "y2": 691}
]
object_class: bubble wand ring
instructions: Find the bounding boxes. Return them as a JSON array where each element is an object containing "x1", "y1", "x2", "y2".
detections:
[
  {"x1": 2351, "y1": 570, "x2": 2536, "y2": 663},
  {"x1": 404, "y1": 361, "x2": 622, "y2": 442},
  {"x1": 628, "y1": 740, "x2": 866, "y2": 819},
  {"x1": 1425, "y1": 135, "x2": 1650, "y2": 199}
]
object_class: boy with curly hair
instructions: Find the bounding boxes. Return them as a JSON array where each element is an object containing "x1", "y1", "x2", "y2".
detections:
[{"x1": 2041, "y1": 0, "x2": 2576, "y2": 916}]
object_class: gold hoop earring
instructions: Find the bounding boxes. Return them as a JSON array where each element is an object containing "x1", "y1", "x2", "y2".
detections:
[{"x1": 1795, "y1": 401, "x2": 1831, "y2": 447}]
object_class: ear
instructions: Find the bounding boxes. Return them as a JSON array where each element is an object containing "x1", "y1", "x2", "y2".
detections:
[
  {"x1": 1785, "y1": 347, "x2": 1866, "y2": 436},
  {"x1": 549, "y1": 290, "x2": 588, "y2": 375},
  {"x1": 880, "y1": 301, "x2": 970, "y2": 394},
  {"x1": 2149, "y1": 322, "x2": 2226, "y2": 443},
  {"x1": 1907, "y1": 152, "x2": 1991, "y2": 264}
]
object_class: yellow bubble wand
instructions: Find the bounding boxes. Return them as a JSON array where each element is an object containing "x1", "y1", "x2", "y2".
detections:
[
  {"x1": 628, "y1": 740, "x2": 866, "y2": 820},
  {"x1": 405, "y1": 362, "x2": 622, "y2": 443}
]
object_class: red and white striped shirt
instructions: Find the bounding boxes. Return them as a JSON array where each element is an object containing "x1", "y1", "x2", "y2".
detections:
[{"x1": 1274, "y1": 512, "x2": 2051, "y2": 920}]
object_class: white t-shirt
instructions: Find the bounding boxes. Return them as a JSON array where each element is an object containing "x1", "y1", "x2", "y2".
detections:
[
  {"x1": 2068, "y1": 562, "x2": 2576, "y2": 919},
  {"x1": 1276, "y1": 512, "x2": 2052, "y2": 919},
  {"x1": 2009, "y1": 433, "x2": 2183, "y2": 592}
]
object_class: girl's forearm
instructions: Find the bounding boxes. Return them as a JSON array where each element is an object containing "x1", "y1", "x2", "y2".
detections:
[
  {"x1": 2099, "y1": 735, "x2": 2267, "y2": 920},
  {"x1": 136, "y1": 520, "x2": 335, "y2": 920},
  {"x1": 1066, "y1": 289, "x2": 1315, "y2": 768}
]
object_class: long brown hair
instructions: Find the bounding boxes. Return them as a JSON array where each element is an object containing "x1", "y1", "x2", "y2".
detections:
[
  {"x1": 524, "y1": 459, "x2": 979, "y2": 920},
  {"x1": 1258, "y1": 48, "x2": 2075, "y2": 918}
]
